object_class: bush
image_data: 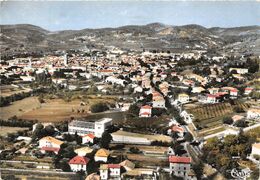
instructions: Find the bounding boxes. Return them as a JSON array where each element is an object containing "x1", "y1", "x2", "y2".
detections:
[
  {"x1": 90, "y1": 102, "x2": 109, "y2": 113},
  {"x1": 129, "y1": 147, "x2": 141, "y2": 154},
  {"x1": 222, "y1": 116, "x2": 234, "y2": 125},
  {"x1": 128, "y1": 103, "x2": 140, "y2": 116},
  {"x1": 234, "y1": 120, "x2": 248, "y2": 127}
]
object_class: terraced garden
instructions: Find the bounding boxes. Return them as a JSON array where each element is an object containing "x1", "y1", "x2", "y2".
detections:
[{"x1": 187, "y1": 101, "x2": 251, "y2": 135}]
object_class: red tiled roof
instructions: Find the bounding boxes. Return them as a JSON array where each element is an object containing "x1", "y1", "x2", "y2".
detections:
[
  {"x1": 169, "y1": 156, "x2": 191, "y2": 164},
  {"x1": 245, "y1": 88, "x2": 253, "y2": 91},
  {"x1": 83, "y1": 133, "x2": 95, "y2": 139},
  {"x1": 230, "y1": 89, "x2": 238, "y2": 92},
  {"x1": 172, "y1": 125, "x2": 184, "y2": 133},
  {"x1": 41, "y1": 147, "x2": 60, "y2": 152},
  {"x1": 69, "y1": 156, "x2": 90, "y2": 165},
  {"x1": 108, "y1": 164, "x2": 121, "y2": 168},
  {"x1": 207, "y1": 94, "x2": 218, "y2": 98},
  {"x1": 141, "y1": 105, "x2": 152, "y2": 109}
]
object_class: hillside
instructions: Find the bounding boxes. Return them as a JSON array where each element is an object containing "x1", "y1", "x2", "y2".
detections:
[{"x1": 1, "y1": 23, "x2": 260, "y2": 56}]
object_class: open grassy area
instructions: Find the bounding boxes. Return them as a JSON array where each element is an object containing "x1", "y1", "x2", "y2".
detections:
[
  {"x1": 0, "y1": 97, "x2": 41, "y2": 120},
  {"x1": 4, "y1": 95, "x2": 116, "y2": 122},
  {"x1": 0, "y1": 85, "x2": 32, "y2": 97},
  {"x1": 0, "y1": 126, "x2": 29, "y2": 136},
  {"x1": 18, "y1": 99, "x2": 90, "y2": 122}
]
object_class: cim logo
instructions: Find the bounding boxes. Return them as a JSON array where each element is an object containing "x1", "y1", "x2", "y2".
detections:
[{"x1": 230, "y1": 168, "x2": 252, "y2": 179}]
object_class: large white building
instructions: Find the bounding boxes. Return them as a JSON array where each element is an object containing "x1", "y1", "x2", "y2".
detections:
[{"x1": 68, "y1": 118, "x2": 112, "y2": 138}]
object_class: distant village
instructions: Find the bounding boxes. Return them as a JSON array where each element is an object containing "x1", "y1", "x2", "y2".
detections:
[{"x1": 0, "y1": 48, "x2": 260, "y2": 180}]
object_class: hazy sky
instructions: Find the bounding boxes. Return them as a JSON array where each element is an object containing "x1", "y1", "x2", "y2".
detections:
[{"x1": 1, "y1": 1, "x2": 260, "y2": 31}]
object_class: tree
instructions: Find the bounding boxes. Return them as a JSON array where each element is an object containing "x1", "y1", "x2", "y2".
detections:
[
  {"x1": 32, "y1": 123, "x2": 44, "y2": 141},
  {"x1": 193, "y1": 160, "x2": 204, "y2": 179},
  {"x1": 60, "y1": 160, "x2": 71, "y2": 172},
  {"x1": 100, "y1": 131, "x2": 112, "y2": 149},
  {"x1": 129, "y1": 147, "x2": 141, "y2": 154},
  {"x1": 184, "y1": 132, "x2": 193, "y2": 142},
  {"x1": 222, "y1": 116, "x2": 233, "y2": 125},
  {"x1": 234, "y1": 120, "x2": 247, "y2": 128},
  {"x1": 128, "y1": 103, "x2": 140, "y2": 116},
  {"x1": 233, "y1": 106, "x2": 245, "y2": 113},
  {"x1": 90, "y1": 102, "x2": 109, "y2": 113}
]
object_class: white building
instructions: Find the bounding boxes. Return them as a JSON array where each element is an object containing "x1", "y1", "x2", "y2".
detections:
[
  {"x1": 100, "y1": 164, "x2": 121, "y2": 180},
  {"x1": 82, "y1": 133, "x2": 95, "y2": 144},
  {"x1": 69, "y1": 156, "x2": 90, "y2": 172},
  {"x1": 169, "y1": 156, "x2": 196, "y2": 180},
  {"x1": 95, "y1": 148, "x2": 110, "y2": 162},
  {"x1": 111, "y1": 130, "x2": 152, "y2": 145},
  {"x1": 244, "y1": 88, "x2": 253, "y2": 95},
  {"x1": 68, "y1": 118, "x2": 112, "y2": 138},
  {"x1": 39, "y1": 136, "x2": 63, "y2": 154},
  {"x1": 247, "y1": 108, "x2": 260, "y2": 120},
  {"x1": 139, "y1": 105, "x2": 152, "y2": 117},
  {"x1": 178, "y1": 93, "x2": 190, "y2": 104},
  {"x1": 250, "y1": 143, "x2": 260, "y2": 159}
]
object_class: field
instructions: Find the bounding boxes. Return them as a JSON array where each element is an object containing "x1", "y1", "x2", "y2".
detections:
[
  {"x1": 0, "y1": 126, "x2": 29, "y2": 136},
  {"x1": 187, "y1": 101, "x2": 251, "y2": 130},
  {"x1": 186, "y1": 101, "x2": 251, "y2": 137},
  {"x1": 0, "y1": 97, "x2": 41, "y2": 120},
  {"x1": 0, "y1": 94, "x2": 118, "y2": 122},
  {"x1": 19, "y1": 99, "x2": 90, "y2": 122}
]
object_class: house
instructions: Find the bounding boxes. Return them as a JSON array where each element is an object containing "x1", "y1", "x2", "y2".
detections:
[
  {"x1": 82, "y1": 133, "x2": 95, "y2": 144},
  {"x1": 152, "y1": 91, "x2": 166, "y2": 108},
  {"x1": 134, "y1": 86, "x2": 143, "y2": 93},
  {"x1": 68, "y1": 118, "x2": 112, "y2": 137},
  {"x1": 85, "y1": 173, "x2": 101, "y2": 180},
  {"x1": 230, "y1": 88, "x2": 238, "y2": 97},
  {"x1": 39, "y1": 136, "x2": 63, "y2": 154},
  {"x1": 100, "y1": 164, "x2": 121, "y2": 180},
  {"x1": 244, "y1": 87, "x2": 253, "y2": 95},
  {"x1": 168, "y1": 125, "x2": 185, "y2": 137},
  {"x1": 139, "y1": 105, "x2": 152, "y2": 117},
  {"x1": 169, "y1": 156, "x2": 196, "y2": 180},
  {"x1": 206, "y1": 94, "x2": 218, "y2": 104},
  {"x1": 74, "y1": 147, "x2": 93, "y2": 156},
  {"x1": 69, "y1": 156, "x2": 90, "y2": 172},
  {"x1": 119, "y1": 160, "x2": 135, "y2": 171},
  {"x1": 191, "y1": 87, "x2": 205, "y2": 94},
  {"x1": 178, "y1": 93, "x2": 189, "y2": 104},
  {"x1": 95, "y1": 148, "x2": 110, "y2": 162},
  {"x1": 208, "y1": 88, "x2": 219, "y2": 95},
  {"x1": 247, "y1": 108, "x2": 260, "y2": 120}
]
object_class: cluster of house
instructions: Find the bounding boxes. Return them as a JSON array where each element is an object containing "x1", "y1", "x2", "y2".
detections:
[
  {"x1": 1, "y1": 50, "x2": 257, "y2": 106},
  {"x1": 36, "y1": 116, "x2": 197, "y2": 179}
]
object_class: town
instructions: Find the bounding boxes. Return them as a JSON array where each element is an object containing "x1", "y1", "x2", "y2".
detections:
[{"x1": 0, "y1": 46, "x2": 260, "y2": 180}]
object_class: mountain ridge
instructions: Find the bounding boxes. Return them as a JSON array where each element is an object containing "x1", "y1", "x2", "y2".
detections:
[{"x1": 1, "y1": 23, "x2": 260, "y2": 56}]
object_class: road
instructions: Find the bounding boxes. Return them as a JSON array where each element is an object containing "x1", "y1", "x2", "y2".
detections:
[{"x1": 0, "y1": 167, "x2": 75, "y2": 175}]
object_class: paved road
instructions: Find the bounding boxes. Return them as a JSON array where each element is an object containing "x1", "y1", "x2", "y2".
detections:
[{"x1": 0, "y1": 168, "x2": 75, "y2": 175}]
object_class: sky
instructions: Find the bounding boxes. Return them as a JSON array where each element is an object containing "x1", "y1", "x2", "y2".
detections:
[{"x1": 0, "y1": 1, "x2": 260, "y2": 31}]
